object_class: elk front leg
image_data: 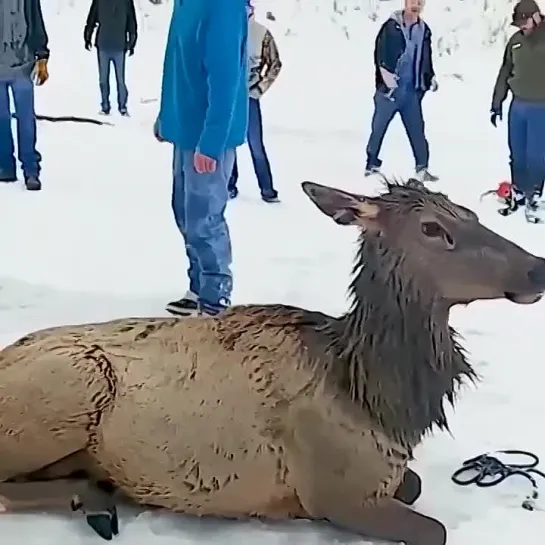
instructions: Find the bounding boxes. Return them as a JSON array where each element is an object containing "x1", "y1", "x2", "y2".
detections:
[
  {"x1": 286, "y1": 408, "x2": 446, "y2": 545},
  {"x1": 394, "y1": 468, "x2": 422, "y2": 506},
  {"x1": 0, "y1": 479, "x2": 119, "y2": 541}
]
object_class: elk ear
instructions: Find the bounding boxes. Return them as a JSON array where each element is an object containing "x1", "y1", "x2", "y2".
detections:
[{"x1": 301, "y1": 181, "x2": 380, "y2": 227}]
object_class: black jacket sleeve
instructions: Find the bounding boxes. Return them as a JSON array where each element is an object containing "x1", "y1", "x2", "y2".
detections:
[
  {"x1": 425, "y1": 25, "x2": 435, "y2": 80},
  {"x1": 84, "y1": 0, "x2": 99, "y2": 44},
  {"x1": 27, "y1": 0, "x2": 49, "y2": 60},
  {"x1": 491, "y1": 38, "x2": 514, "y2": 110},
  {"x1": 126, "y1": 0, "x2": 138, "y2": 50},
  {"x1": 374, "y1": 20, "x2": 396, "y2": 73}
]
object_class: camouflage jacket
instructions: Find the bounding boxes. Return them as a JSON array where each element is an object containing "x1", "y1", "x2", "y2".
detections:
[{"x1": 248, "y1": 17, "x2": 282, "y2": 99}]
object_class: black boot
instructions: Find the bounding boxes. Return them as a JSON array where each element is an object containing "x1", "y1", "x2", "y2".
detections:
[
  {"x1": 0, "y1": 168, "x2": 16, "y2": 182},
  {"x1": 25, "y1": 176, "x2": 41, "y2": 191}
]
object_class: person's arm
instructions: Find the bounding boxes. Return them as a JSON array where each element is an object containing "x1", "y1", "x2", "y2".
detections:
[
  {"x1": 28, "y1": 0, "x2": 49, "y2": 60},
  {"x1": 84, "y1": 0, "x2": 99, "y2": 46},
  {"x1": 375, "y1": 20, "x2": 397, "y2": 88},
  {"x1": 197, "y1": 0, "x2": 247, "y2": 160},
  {"x1": 426, "y1": 26, "x2": 435, "y2": 80},
  {"x1": 126, "y1": 0, "x2": 138, "y2": 51},
  {"x1": 251, "y1": 29, "x2": 282, "y2": 98},
  {"x1": 491, "y1": 39, "x2": 514, "y2": 111}
]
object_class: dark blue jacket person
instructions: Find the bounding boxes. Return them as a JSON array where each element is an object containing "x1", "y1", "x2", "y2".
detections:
[{"x1": 365, "y1": 0, "x2": 438, "y2": 182}]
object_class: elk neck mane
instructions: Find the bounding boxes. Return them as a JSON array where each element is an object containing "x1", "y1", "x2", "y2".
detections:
[{"x1": 325, "y1": 231, "x2": 476, "y2": 449}]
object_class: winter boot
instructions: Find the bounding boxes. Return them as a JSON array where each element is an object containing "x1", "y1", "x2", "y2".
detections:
[
  {"x1": 365, "y1": 157, "x2": 382, "y2": 177},
  {"x1": 262, "y1": 191, "x2": 280, "y2": 203},
  {"x1": 364, "y1": 165, "x2": 381, "y2": 177},
  {"x1": 415, "y1": 167, "x2": 439, "y2": 182},
  {"x1": 0, "y1": 167, "x2": 17, "y2": 182},
  {"x1": 24, "y1": 176, "x2": 41, "y2": 191},
  {"x1": 165, "y1": 290, "x2": 199, "y2": 317}
]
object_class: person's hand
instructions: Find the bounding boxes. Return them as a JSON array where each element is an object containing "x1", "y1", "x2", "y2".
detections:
[
  {"x1": 128, "y1": 48, "x2": 134, "y2": 57},
  {"x1": 490, "y1": 106, "x2": 502, "y2": 127},
  {"x1": 33, "y1": 59, "x2": 49, "y2": 86},
  {"x1": 194, "y1": 152, "x2": 216, "y2": 174},
  {"x1": 429, "y1": 77, "x2": 438, "y2": 92},
  {"x1": 84, "y1": 39, "x2": 92, "y2": 51},
  {"x1": 153, "y1": 118, "x2": 166, "y2": 142}
]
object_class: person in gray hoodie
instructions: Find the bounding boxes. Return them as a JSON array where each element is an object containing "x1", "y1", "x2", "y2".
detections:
[
  {"x1": 0, "y1": 0, "x2": 49, "y2": 191},
  {"x1": 365, "y1": 0, "x2": 438, "y2": 183}
]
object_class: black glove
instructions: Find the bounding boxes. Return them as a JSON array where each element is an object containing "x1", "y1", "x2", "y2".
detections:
[
  {"x1": 490, "y1": 106, "x2": 502, "y2": 127},
  {"x1": 84, "y1": 40, "x2": 92, "y2": 51},
  {"x1": 128, "y1": 48, "x2": 134, "y2": 57}
]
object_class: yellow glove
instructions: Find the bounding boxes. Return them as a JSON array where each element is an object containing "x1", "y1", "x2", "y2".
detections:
[{"x1": 33, "y1": 59, "x2": 49, "y2": 86}]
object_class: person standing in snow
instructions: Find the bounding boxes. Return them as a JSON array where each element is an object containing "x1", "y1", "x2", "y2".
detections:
[
  {"x1": 491, "y1": 0, "x2": 545, "y2": 221},
  {"x1": 0, "y1": 0, "x2": 49, "y2": 191},
  {"x1": 154, "y1": 0, "x2": 248, "y2": 317},
  {"x1": 228, "y1": 2, "x2": 282, "y2": 203},
  {"x1": 365, "y1": 0, "x2": 438, "y2": 182},
  {"x1": 84, "y1": 0, "x2": 138, "y2": 116}
]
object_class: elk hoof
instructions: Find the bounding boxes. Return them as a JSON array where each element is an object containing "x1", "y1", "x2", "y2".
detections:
[
  {"x1": 86, "y1": 507, "x2": 119, "y2": 540},
  {"x1": 71, "y1": 495, "x2": 119, "y2": 540}
]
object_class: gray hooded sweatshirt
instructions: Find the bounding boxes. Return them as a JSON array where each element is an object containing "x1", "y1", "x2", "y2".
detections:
[{"x1": 0, "y1": 0, "x2": 49, "y2": 78}]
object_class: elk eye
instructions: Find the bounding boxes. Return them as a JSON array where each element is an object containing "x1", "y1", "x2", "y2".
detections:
[
  {"x1": 421, "y1": 221, "x2": 444, "y2": 237},
  {"x1": 421, "y1": 221, "x2": 455, "y2": 248}
]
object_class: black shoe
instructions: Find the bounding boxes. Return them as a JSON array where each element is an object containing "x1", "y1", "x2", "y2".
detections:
[
  {"x1": 262, "y1": 192, "x2": 280, "y2": 203},
  {"x1": 228, "y1": 187, "x2": 238, "y2": 199},
  {"x1": 119, "y1": 108, "x2": 129, "y2": 117},
  {"x1": 24, "y1": 176, "x2": 41, "y2": 191},
  {"x1": 99, "y1": 108, "x2": 110, "y2": 116},
  {"x1": 0, "y1": 174, "x2": 16, "y2": 182},
  {"x1": 0, "y1": 168, "x2": 16, "y2": 182},
  {"x1": 166, "y1": 291, "x2": 199, "y2": 317}
]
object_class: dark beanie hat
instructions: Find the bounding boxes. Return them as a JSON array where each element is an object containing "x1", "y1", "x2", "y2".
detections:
[{"x1": 512, "y1": 0, "x2": 541, "y2": 25}]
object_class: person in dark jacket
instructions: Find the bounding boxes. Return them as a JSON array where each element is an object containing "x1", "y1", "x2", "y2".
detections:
[
  {"x1": 491, "y1": 0, "x2": 545, "y2": 219},
  {"x1": 365, "y1": 0, "x2": 438, "y2": 182},
  {"x1": 0, "y1": 0, "x2": 49, "y2": 191},
  {"x1": 84, "y1": 0, "x2": 138, "y2": 116}
]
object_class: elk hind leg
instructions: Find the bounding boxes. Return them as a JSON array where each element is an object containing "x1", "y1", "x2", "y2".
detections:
[{"x1": 0, "y1": 479, "x2": 119, "y2": 541}]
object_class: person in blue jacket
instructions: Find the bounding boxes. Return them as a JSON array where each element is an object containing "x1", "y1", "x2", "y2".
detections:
[{"x1": 154, "y1": 0, "x2": 249, "y2": 317}]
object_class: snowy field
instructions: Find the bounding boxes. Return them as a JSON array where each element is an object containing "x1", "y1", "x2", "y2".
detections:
[{"x1": 1, "y1": 0, "x2": 544, "y2": 544}]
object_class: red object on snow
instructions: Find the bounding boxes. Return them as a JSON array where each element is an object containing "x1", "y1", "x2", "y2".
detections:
[{"x1": 496, "y1": 181, "x2": 512, "y2": 199}]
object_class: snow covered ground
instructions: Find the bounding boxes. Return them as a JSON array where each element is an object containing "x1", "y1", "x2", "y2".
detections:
[{"x1": 0, "y1": 1, "x2": 544, "y2": 544}]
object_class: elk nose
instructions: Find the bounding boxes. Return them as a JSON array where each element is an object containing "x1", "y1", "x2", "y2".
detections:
[{"x1": 528, "y1": 258, "x2": 545, "y2": 287}]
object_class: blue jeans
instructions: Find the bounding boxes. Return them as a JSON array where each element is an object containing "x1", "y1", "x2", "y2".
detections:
[
  {"x1": 228, "y1": 98, "x2": 276, "y2": 197},
  {"x1": 97, "y1": 49, "x2": 128, "y2": 112},
  {"x1": 172, "y1": 147, "x2": 234, "y2": 314},
  {"x1": 508, "y1": 98, "x2": 545, "y2": 198},
  {"x1": 366, "y1": 88, "x2": 429, "y2": 170},
  {"x1": 0, "y1": 75, "x2": 40, "y2": 178}
]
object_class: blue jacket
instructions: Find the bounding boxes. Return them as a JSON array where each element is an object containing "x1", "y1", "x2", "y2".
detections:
[
  {"x1": 374, "y1": 12, "x2": 434, "y2": 93},
  {"x1": 158, "y1": 0, "x2": 249, "y2": 160}
]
